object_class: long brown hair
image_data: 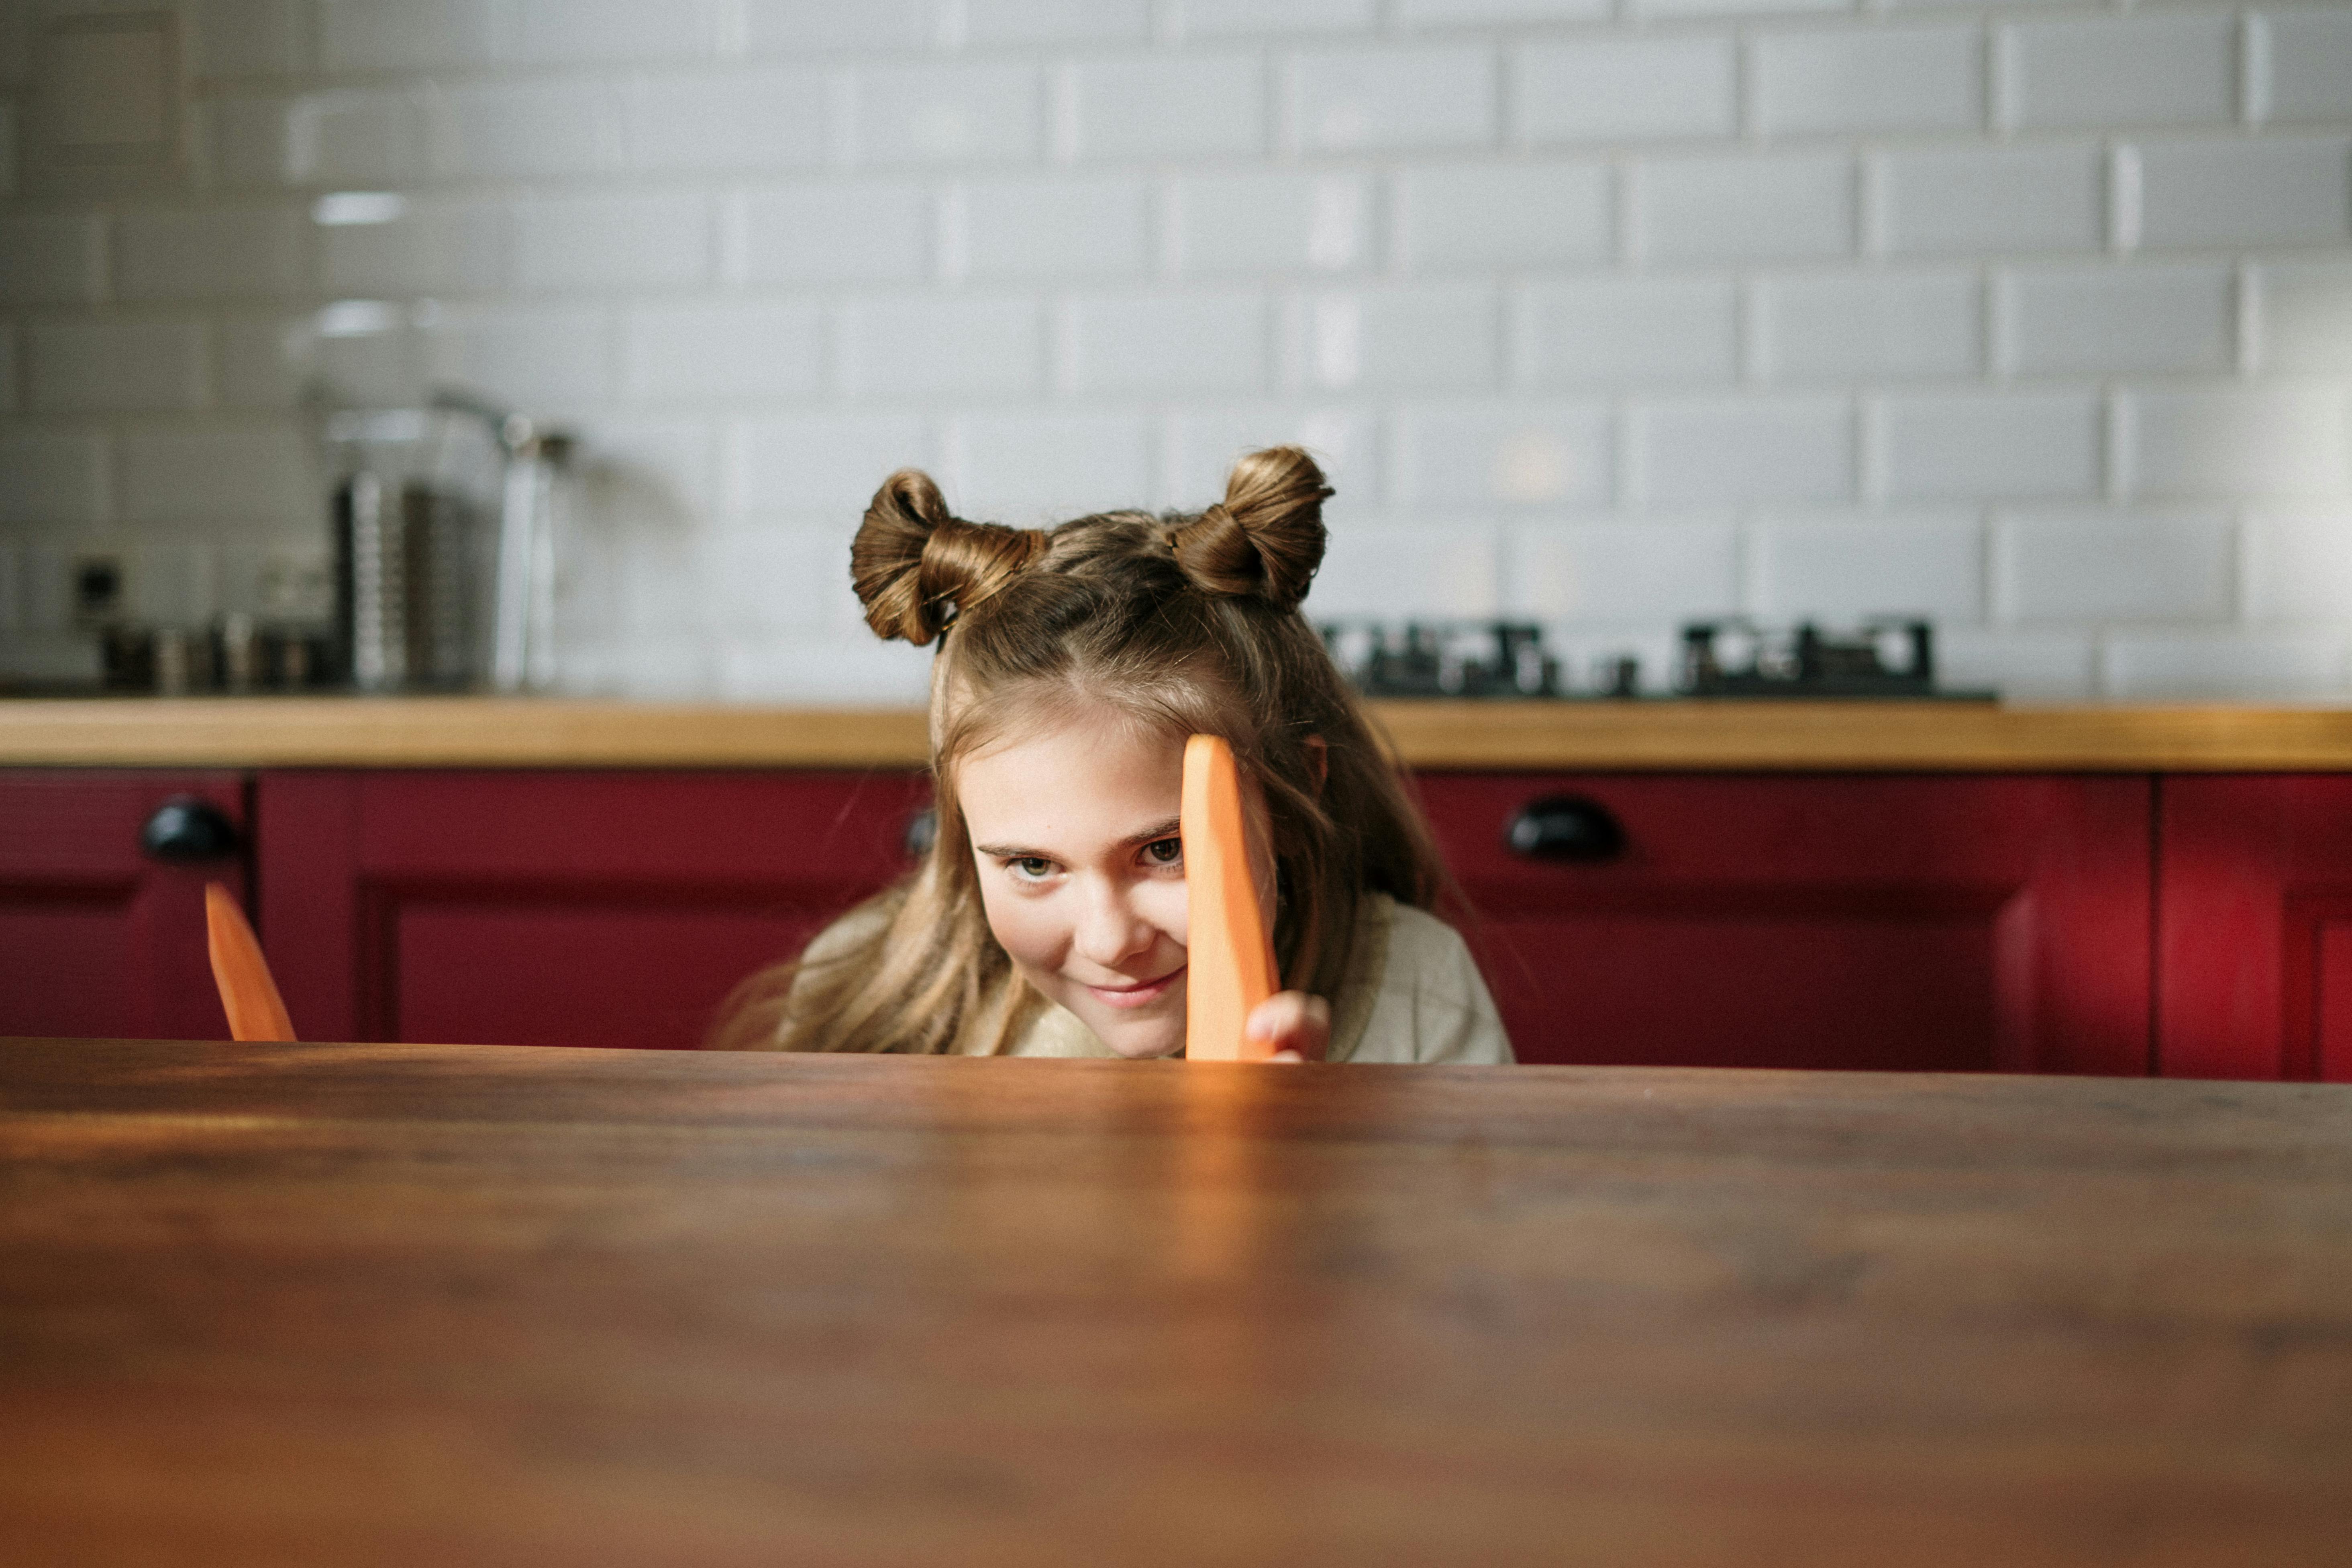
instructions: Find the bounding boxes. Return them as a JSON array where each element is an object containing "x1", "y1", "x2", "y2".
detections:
[{"x1": 710, "y1": 446, "x2": 1448, "y2": 1055}]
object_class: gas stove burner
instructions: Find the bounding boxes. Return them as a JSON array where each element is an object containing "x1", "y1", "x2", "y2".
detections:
[
  {"x1": 1320, "y1": 621, "x2": 1562, "y2": 699},
  {"x1": 1319, "y1": 618, "x2": 1996, "y2": 701},
  {"x1": 1678, "y1": 619, "x2": 1988, "y2": 699}
]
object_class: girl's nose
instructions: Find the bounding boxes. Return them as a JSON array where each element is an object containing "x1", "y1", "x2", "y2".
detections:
[{"x1": 1071, "y1": 879, "x2": 1155, "y2": 970}]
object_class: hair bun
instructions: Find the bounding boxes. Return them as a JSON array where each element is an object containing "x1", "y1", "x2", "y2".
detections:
[
  {"x1": 851, "y1": 469, "x2": 1046, "y2": 646},
  {"x1": 1168, "y1": 446, "x2": 1331, "y2": 610}
]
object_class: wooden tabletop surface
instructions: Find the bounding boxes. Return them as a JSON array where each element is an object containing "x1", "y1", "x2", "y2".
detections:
[
  {"x1": 13, "y1": 695, "x2": 2352, "y2": 770},
  {"x1": 4, "y1": 1038, "x2": 2350, "y2": 1567}
]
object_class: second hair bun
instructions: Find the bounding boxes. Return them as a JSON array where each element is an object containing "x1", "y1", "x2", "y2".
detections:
[{"x1": 1168, "y1": 445, "x2": 1332, "y2": 611}]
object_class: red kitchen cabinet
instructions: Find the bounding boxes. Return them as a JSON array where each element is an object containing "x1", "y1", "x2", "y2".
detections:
[
  {"x1": 1418, "y1": 774, "x2": 2153, "y2": 1075},
  {"x1": 2159, "y1": 776, "x2": 2352, "y2": 1082},
  {"x1": 0, "y1": 771, "x2": 251, "y2": 1040},
  {"x1": 0, "y1": 763, "x2": 2170, "y2": 1076},
  {"x1": 257, "y1": 771, "x2": 930, "y2": 1050}
]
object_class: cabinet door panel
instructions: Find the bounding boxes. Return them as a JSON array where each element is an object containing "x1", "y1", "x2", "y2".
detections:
[
  {"x1": 2315, "y1": 922, "x2": 2352, "y2": 1082},
  {"x1": 392, "y1": 899, "x2": 842, "y2": 1050},
  {"x1": 260, "y1": 771, "x2": 926, "y2": 1049},
  {"x1": 1418, "y1": 773, "x2": 2151, "y2": 1075},
  {"x1": 2159, "y1": 776, "x2": 2352, "y2": 1081},
  {"x1": 0, "y1": 771, "x2": 251, "y2": 1040},
  {"x1": 1477, "y1": 908, "x2": 1999, "y2": 1072}
]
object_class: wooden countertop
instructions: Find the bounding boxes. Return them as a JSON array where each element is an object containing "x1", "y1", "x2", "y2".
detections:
[
  {"x1": 10, "y1": 694, "x2": 2352, "y2": 770},
  {"x1": 4, "y1": 1038, "x2": 2348, "y2": 1566}
]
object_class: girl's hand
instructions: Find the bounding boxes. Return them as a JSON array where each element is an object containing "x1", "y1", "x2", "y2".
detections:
[{"x1": 1245, "y1": 991, "x2": 1331, "y2": 1063}]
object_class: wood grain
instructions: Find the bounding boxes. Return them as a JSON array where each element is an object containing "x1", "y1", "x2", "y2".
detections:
[
  {"x1": 4, "y1": 1038, "x2": 2349, "y2": 1566},
  {"x1": 13, "y1": 696, "x2": 2352, "y2": 770}
]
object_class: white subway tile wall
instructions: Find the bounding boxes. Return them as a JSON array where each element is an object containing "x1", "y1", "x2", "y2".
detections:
[
  {"x1": 1748, "y1": 512, "x2": 1987, "y2": 621},
  {"x1": 736, "y1": 181, "x2": 932, "y2": 285},
  {"x1": 1173, "y1": 169, "x2": 1374, "y2": 275},
  {"x1": 0, "y1": 214, "x2": 106, "y2": 303},
  {"x1": 2258, "y1": 263, "x2": 2352, "y2": 372},
  {"x1": 1400, "y1": 401, "x2": 1613, "y2": 508},
  {"x1": 950, "y1": 408, "x2": 1157, "y2": 515},
  {"x1": 1167, "y1": 403, "x2": 1381, "y2": 501},
  {"x1": 2266, "y1": 11, "x2": 2352, "y2": 123},
  {"x1": 0, "y1": 431, "x2": 108, "y2": 525},
  {"x1": 1066, "y1": 288, "x2": 1269, "y2": 393},
  {"x1": 1753, "y1": 272, "x2": 1983, "y2": 383},
  {"x1": 1995, "y1": 510, "x2": 2236, "y2": 622},
  {"x1": 25, "y1": 320, "x2": 208, "y2": 413},
  {"x1": 428, "y1": 304, "x2": 616, "y2": 406},
  {"x1": 1997, "y1": 264, "x2": 2236, "y2": 377},
  {"x1": 733, "y1": 412, "x2": 936, "y2": 515},
  {"x1": 1998, "y1": 16, "x2": 2239, "y2": 132},
  {"x1": 1872, "y1": 143, "x2": 2108, "y2": 257},
  {"x1": 320, "y1": 199, "x2": 506, "y2": 295},
  {"x1": 1636, "y1": 397, "x2": 1855, "y2": 506},
  {"x1": 1394, "y1": 160, "x2": 1609, "y2": 270},
  {"x1": 1522, "y1": 274, "x2": 1738, "y2": 385},
  {"x1": 1878, "y1": 390, "x2": 2103, "y2": 502},
  {"x1": 1064, "y1": 52, "x2": 1268, "y2": 161},
  {"x1": 624, "y1": 69, "x2": 829, "y2": 172},
  {"x1": 514, "y1": 194, "x2": 714, "y2": 292},
  {"x1": 955, "y1": 173, "x2": 1151, "y2": 279},
  {"x1": 623, "y1": 300, "x2": 825, "y2": 402},
  {"x1": 2, "y1": 0, "x2": 2349, "y2": 699},
  {"x1": 1508, "y1": 517, "x2": 1739, "y2": 622},
  {"x1": 116, "y1": 208, "x2": 309, "y2": 302},
  {"x1": 1635, "y1": 153, "x2": 1857, "y2": 264},
  {"x1": 1750, "y1": 27, "x2": 1984, "y2": 137},
  {"x1": 1514, "y1": 36, "x2": 1737, "y2": 143},
  {"x1": 1287, "y1": 43, "x2": 1497, "y2": 152}
]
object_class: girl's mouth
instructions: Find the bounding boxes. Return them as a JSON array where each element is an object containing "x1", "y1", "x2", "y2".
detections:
[{"x1": 1083, "y1": 966, "x2": 1185, "y2": 1009}]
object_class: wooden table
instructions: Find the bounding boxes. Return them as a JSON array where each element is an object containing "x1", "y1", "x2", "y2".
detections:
[{"x1": 4, "y1": 1040, "x2": 2350, "y2": 1567}]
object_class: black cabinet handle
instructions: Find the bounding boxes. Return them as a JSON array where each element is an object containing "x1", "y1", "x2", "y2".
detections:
[
  {"x1": 1505, "y1": 795, "x2": 1625, "y2": 864},
  {"x1": 141, "y1": 797, "x2": 241, "y2": 862}
]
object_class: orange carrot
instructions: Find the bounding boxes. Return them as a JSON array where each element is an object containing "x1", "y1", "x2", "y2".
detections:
[
  {"x1": 1181, "y1": 734, "x2": 1279, "y2": 1062},
  {"x1": 205, "y1": 882, "x2": 296, "y2": 1043}
]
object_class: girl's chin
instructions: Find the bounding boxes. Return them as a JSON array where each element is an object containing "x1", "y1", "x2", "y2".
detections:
[
  {"x1": 1106, "y1": 1032, "x2": 1184, "y2": 1060},
  {"x1": 1072, "y1": 1003, "x2": 1185, "y2": 1060}
]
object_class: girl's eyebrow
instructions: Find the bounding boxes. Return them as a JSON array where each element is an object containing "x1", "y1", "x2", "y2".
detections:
[{"x1": 972, "y1": 817, "x2": 1182, "y2": 860}]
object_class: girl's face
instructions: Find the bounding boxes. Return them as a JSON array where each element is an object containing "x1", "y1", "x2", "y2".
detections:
[{"x1": 956, "y1": 707, "x2": 1271, "y2": 1060}]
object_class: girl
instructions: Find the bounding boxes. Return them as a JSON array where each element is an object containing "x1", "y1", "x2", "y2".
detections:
[{"x1": 713, "y1": 446, "x2": 1512, "y2": 1064}]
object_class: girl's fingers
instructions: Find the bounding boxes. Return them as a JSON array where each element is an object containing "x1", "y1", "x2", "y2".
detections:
[{"x1": 1245, "y1": 992, "x2": 1331, "y2": 1062}]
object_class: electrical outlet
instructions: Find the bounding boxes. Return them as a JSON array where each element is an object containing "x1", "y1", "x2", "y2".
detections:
[{"x1": 71, "y1": 554, "x2": 122, "y2": 627}]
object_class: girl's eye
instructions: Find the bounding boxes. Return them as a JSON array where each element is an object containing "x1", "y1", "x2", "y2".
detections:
[
  {"x1": 1009, "y1": 856, "x2": 1056, "y2": 881},
  {"x1": 1142, "y1": 837, "x2": 1183, "y2": 867}
]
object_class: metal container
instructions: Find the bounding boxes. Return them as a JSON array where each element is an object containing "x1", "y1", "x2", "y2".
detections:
[
  {"x1": 332, "y1": 469, "x2": 473, "y2": 689},
  {"x1": 322, "y1": 398, "x2": 573, "y2": 693},
  {"x1": 323, "y1": 407, "x2": 500, "y2": 691}
]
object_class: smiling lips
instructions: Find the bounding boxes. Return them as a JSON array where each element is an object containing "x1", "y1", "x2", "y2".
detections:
[{"x1": 1084, "y1": 966, "x2": 1186, "y2": 1010}]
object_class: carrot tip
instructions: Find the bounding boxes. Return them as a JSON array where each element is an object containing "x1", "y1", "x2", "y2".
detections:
[{"x1": 204, "y1": 881, "x2": 297, "y2": 1044}]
